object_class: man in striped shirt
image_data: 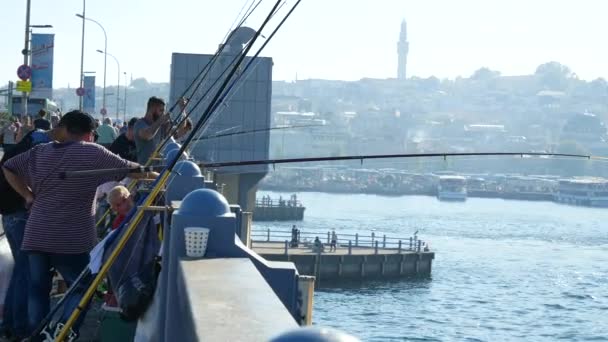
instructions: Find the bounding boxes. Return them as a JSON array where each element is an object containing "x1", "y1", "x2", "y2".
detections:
[{"x1": 2, "y1": 110, "x2": 157, "y2": 339}]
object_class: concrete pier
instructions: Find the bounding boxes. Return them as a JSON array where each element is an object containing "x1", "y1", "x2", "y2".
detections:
[{"x1": 253, "y1": 242, "x2": 434, "y2": 281}]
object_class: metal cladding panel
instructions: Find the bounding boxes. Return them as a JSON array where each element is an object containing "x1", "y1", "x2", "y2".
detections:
[{"x1": 170, "y1": 53, "x2": 272, "y2": 175}]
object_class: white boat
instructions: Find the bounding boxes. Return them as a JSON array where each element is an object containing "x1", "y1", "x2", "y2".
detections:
[
  {"x1": 437, "y1": 175, "x2": 467, "y2": 201},
  {"x1": 554, "y1": 178, "x2": 608, "y2": 207}
]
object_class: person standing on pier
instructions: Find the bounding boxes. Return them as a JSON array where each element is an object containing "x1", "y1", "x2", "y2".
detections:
[{"x1": 330, "y1": 230, "x2": 338, "y2": 252}]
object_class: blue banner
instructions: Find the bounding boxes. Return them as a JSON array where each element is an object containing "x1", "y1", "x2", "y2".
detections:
[
  {"x1": 30, "y1": 33, "x2": 54, "y2": 99},
  {"x1": 83, "y1": 76, "x2": 96, "y2": 114}
]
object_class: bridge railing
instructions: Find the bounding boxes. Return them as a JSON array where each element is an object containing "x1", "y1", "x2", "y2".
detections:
[{"x1": 251, "y1": 228, "x2": 429, "y2": 254}]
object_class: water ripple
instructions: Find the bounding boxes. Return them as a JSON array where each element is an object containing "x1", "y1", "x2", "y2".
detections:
[{"x1": 257, "y1": 192, "x2": 608, "y2": 341}]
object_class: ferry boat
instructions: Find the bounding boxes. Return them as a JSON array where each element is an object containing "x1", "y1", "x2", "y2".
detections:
[
  {"x1": 501, "y1": 175, "x2": 556, "y2": 201},
  {"x1": 554, "y1": 178, "x2": 608, "y2": 207},
  {"x1": 437, "y1": 175, "x2": 467, "y2": 201}
]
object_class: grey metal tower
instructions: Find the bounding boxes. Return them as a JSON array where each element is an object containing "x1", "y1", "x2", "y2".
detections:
[{"x1": 397, "y1": 19, "x2": 409, "y2": 80}]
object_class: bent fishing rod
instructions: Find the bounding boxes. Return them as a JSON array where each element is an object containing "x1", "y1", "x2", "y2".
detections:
[
  {"x1": 159, "y1": 0, "x2": 284, "y2": 152},
  {"x1": 163, "y1": 0, "x2": 290, "y2": 148},
  {"x1": 59, "y1": 151, "x2": 593, "y2": 179},
  {"x1": 165, "y1": 0, "x2": 285, "y2": 145},
  {"x1": 165, "y1": 0, "x2": 263, "y2": 116},
  {"x1": 180, "y1": 0, "x2": 303, "y2": 150},
  {"x1": 55, "y1": 2, "x2": 289, "y2": 340},
  {"x1": 149, "y1": 0, "x2": 265, "y2": 159},
  {"x1": 193, "y1": 124, "x2": 323, "y2": 143}
]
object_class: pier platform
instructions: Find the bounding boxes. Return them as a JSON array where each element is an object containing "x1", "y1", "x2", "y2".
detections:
[
  {"x1": 253, "y1": 195, "x2": 305, "y2": 221},
  {"x1": 251, "y1": 229, "x2": 435, "y2": 282}
]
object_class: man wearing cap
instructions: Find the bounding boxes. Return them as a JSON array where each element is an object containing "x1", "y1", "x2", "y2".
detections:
[{"x1": 2, "y1": 110, "x2": 157, "y2": 339}]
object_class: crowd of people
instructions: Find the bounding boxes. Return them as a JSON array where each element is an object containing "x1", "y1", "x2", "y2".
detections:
[{"x1": 0, "y1": 96, "x2": 192, "y2": 341}]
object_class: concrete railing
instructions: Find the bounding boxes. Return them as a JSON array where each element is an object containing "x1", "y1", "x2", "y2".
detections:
[{"x1": 251, "y1": 229, "x2": 429, "y2": 254}]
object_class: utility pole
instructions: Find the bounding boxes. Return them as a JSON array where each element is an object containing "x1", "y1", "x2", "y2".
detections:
[
  {"x1": 22, "y1": 0, "x2": 31, "y2": 116},
  {"x1": 123, "y1": 71, "x2": 127, "y2": 121},
  {"x1": 8, "y1": 81, "x2": 14, "y2": 115},
  {"x1": 78, "y1": 0, "x2": 86, "y2": 110}
]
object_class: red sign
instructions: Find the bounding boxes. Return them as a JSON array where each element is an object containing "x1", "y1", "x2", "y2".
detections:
[
  {"x1": 17, "y1": 64, "x2": 32, "y2": 81},
  {"x1": 76, "y1": 87, "x2": 85, "y2": 96}
]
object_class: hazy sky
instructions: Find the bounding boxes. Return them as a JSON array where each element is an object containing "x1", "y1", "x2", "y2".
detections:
[{"x1": 1, "y1": 0, "x2": 607, "y2": 88}]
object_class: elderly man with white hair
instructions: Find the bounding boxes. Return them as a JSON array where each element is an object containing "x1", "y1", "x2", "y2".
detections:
[{"x1": 96, "y1": 117, "x2": 118, "y2": 148}]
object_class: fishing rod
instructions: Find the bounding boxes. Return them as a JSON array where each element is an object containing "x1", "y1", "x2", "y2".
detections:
[
  {"x1": 55, "y1": 2, "x2": 287, "y2": 340},
  {"x1": 168, "y1": 0, "x2": 291, "y2": 148},
  {"x1": 59, "y1": 152, "x2": 593, "y2": 179},
  {"x1": 182, "y1": 0, "x2": 302, "y2": 151},
  {"x1": 154, "y1": 0, "x2": 267, "y2": 157},
  {"x1": 193, "y1": 124, "x2": 323, "y2": 142},
  {"x1": 166, "y1": 0, "x2": 263, "y2": 115},
  {"x1": 34, "y1": 2, "x2": 270, "y2": 338},
  {"x1": 171, "y1": 0, "x2": 287, "y2": 131}
]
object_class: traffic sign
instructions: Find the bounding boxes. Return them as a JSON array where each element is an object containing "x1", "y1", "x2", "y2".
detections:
[
  {"x1": 76, "y1": 87, "x2": 85, "y2": 96},
  {"x1": 16, "y1": 80, "x2": 32, "y2": 93},
  {"x1": 17, "y1": 64, "x2": 32, "y2": 81},
  {"x1": 100, "y1": 108, "x2": 107, "y2": 115}
]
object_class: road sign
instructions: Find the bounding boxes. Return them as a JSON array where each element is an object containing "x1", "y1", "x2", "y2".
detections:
[
  {"x1": 100, "y1": 108, "x2": 107, "y2": 115},
  {"x1": 16, "y1": 80, "x2": 32, "y2": 93},
  {"x1": 76, "y1": 87, "x2": 85, "y2": 96},
  {"x1": 17, "y1": 64, "x2": 32, "y2": 81}
]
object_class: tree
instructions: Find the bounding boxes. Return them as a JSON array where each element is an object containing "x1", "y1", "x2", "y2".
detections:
[
  {"x1": 130, "y1": 77, "x2": 150, "y2": 89},
  {"x1": 534, "y1": 62, "x2": 576, "y2": 90},
  {"x1": 589, "y1": 78, "x2": 608, "y2": 97},
  {"x1": 470, "y1": 67, "x2": 501, "y2": 81}
]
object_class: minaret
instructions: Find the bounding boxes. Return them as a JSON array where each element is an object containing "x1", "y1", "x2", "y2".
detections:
[{"x1": 397, "y1": 19, "x2": 409, "y2": 80}]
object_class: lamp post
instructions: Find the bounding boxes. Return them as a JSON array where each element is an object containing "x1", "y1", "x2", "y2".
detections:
[
  {"x1": 123, "y1": 71, "x2": 127, "y2": 122},
  {"x1": 21, "y1": 0, "x2": 52, "y2": 116},
  {"x1": 76, "y1": 13, "x2": 106, "y2": 115},
  {"x1": 21, "y1": 0, "x2": 31, "y2": 117},
  {"x1": 77, "y1": 0, "x2": 86, "y2": 110},
  {"x1": 97, "y1": 49, "x2": 119, "y2": 121}
]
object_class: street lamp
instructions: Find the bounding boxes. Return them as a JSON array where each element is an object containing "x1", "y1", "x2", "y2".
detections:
[
  {"x1": 21, "y1": 0, "x2": 32, "y2": 117},
  {"x1": 76, "y1": 13, "x2": 107, "y2": 115},
  {"x1": 123, "y1": 71, "x2": 127, "y2": 122},
  {"x1": 21, "y1": 0, "x2": 52, "y2": 116},
  {"x1": 77, "y1": 0, "x2": 86, "y2": 110},
  {"x1": 97, "y1": 49, "x2": 120, "y2": 121}
]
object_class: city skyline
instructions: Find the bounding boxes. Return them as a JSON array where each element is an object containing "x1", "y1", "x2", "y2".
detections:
[{"x1": 1, "y1": 0, "x2": 608, "y2": 89}]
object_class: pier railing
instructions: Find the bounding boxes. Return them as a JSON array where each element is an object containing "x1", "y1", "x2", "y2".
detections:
[
  {"x1": 251, "y1": 229, "x2": 429, "y2": 255},
  {"x1": 255, "y1": 199, "x2": 304, "y2": 208}
]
